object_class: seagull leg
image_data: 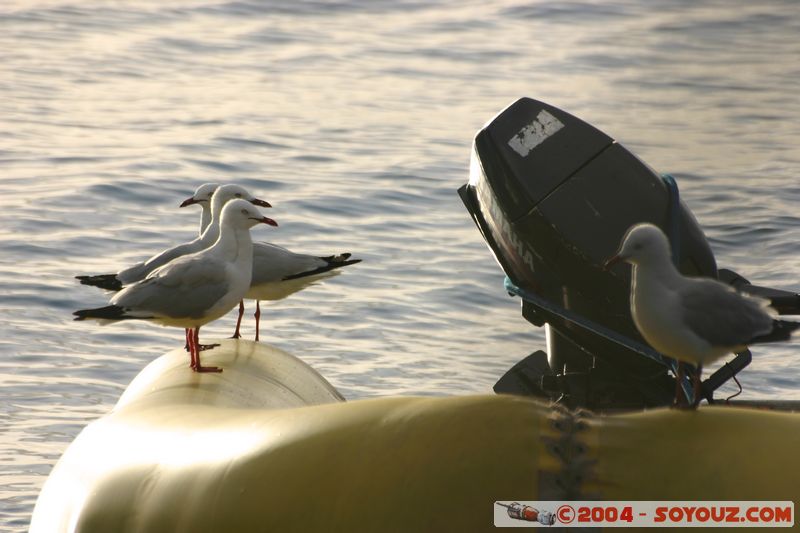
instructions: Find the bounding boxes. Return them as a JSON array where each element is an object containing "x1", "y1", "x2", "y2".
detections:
[
  {"x1": 692, "y1": 364, "x2": 704, "y2": 408},
  {"x1": 193, "y1": 327, "x2": 222, "y2": 373},
  {"x1": 188, "y1": 328, "x2": 197, "y2": 369},
  {"x1": 254, "y1": 300, "x2": 261, "y2": 342},
  {"x1": 184, "y1": 328, "x2": 191, "y2": 352},
  {"x1": 673, "y1": 362, "x2": 684, "y2": 408},
  {"x1": 230, "y1": 300, "x2": 244, "y2": 339}
]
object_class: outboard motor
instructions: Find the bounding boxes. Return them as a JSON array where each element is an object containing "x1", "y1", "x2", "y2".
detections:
[{"x1": 459, "y1": 97, "x2": 800, "y2": 410}]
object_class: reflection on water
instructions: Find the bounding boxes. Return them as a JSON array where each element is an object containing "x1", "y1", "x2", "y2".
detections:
[{"x1": 1, "y1": 0, "x2": 799, "y2": 529}]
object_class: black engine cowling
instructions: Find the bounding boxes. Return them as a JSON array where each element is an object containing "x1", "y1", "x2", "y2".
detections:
[{"x1": 460, "y1": 97, "x2": 717, "y2": 408}]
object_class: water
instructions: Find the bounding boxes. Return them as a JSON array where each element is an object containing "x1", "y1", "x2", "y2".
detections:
[{"x1": 1, "y1": 0, "x2": 799, "y2": 529}]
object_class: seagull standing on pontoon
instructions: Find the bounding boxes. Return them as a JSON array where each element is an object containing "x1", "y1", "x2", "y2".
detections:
[
  {"x1": 179, "y1": 183, "x2": 361, "y2": 341},
  {"x1": 241, "y1": 245, "x2": 360, "y2": 341},
  {"x1": 75, "y1": 184, "x2": 271, "y2": 291},
  {"x1": 605, "y1": 223, "x2": 799, "y2": 407},
  {"x1": 74, "y1": 199, "x2": 278, "y2": 372}
]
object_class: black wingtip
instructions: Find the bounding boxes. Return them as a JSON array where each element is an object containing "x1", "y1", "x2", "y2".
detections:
[
  {"x1": 750, "y1": 320, "x2": 800, "y2": 344},
  {"x1": 282, "y1": 254, "x2": 362, "y2": 282},
  {"x1": 320, "y1": 253, "x2": 346, "y2": 262},
  {"x1": 73, "y1": 305, "x2": 127, "y2": 321},
  {"x1": 775, "y1": 319, "x2": 800, "y2": 338},
  {"x1": 322, "y1": 253, "x2": 362, "y2": 267},
  {"x1": 75, "y1": 274, "x2": 123, "y2": 291}
]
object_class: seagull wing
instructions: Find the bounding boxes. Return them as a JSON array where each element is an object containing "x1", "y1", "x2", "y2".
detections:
[
  {"x1": 251, "y1": 243, "x2": 328, "y2": 285},
  {"x1": 117, "y1": 237, "x2": 204, "y2": 284},
  {"x1": 112, "y1": 254, "x2": 229, "y2": 319},
  {"x1": 678, "y1": 278, "x2": 775, "y2": 348}
]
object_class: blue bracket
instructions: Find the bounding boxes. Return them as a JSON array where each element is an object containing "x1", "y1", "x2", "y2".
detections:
[
  {"x1": 502, "y1": 173, "x2": 696, "y2": 405},
  {"x1": 504, "y1": 276, "x2": 672, "y2": 368}
]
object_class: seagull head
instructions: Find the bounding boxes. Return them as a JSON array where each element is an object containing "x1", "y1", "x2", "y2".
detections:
[
  {"x1": 210, "y1": 184, "x2": 272, "y2": 219},
  {"x1": 220, "y1": 198, "x2": 278, "y2": 229},
  {"x1": 604, "y1": 223, "x2": 672, "y2": 269},
  {"x1": 180, "y1": 182, "x2": 219, "y2": 208}
]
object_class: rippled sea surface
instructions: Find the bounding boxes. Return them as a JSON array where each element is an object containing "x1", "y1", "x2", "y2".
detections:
[{"x1": 2, "y1": 0, "x2": 799, "y2": 529}]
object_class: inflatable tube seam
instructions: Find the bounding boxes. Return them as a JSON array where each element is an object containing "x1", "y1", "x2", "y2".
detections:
[{"x1": 539, "y1": 406, "x2": 595, "y2": 500}]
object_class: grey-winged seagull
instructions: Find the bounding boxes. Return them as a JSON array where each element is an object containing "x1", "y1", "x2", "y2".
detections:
[
  {"x1": 179, "y1": 182, "x2": 219, "y2": 236},
  {"x1": 74, "y1": 199, "x2": 278, "y2": 372},
  {"x1": 240, "y1": 245, "x2": 361, "y2": 341},
  {"x1": 76, "y1": 184, "x2": 270, "y2": 291},
  {"x1": 181, "y1": 183, "x2": 361, "y2": 340},
  {"x1": 605, "y1": 223, "x2": 799, "y2": 406}
]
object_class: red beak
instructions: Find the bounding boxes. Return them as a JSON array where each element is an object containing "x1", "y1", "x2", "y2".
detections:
[
  {"x1": 250, "y1": 198, "x2": 272, "y2": 208},
  {"x1": 179, "y1": 197, "x2": 198, "y2": 208},
  {"x1": 260, "y1": 217, "x2": 278, "y2": 227}
]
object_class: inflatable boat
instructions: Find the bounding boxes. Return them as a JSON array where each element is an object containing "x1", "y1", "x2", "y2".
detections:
[
  {"x1": 32, "y1": 98, "x2": 800, "y2": 531},
  {"x1": 30, "y1": 341, "x2": 800, "y2": 532}
]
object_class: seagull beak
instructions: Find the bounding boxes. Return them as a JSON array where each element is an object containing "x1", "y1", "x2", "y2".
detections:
[
  {"x1": 603, "y1": 254, "x2": 623, "y2": 271},
  {"x1": 179, "y1": 197, "x2": 198, "y2": 208},
  {"x1": 260, "y1": 216, "x2": 278, "y2": 227},
  {"x1": 250, "y1": 198, "x2": 272, "y2": 208}
]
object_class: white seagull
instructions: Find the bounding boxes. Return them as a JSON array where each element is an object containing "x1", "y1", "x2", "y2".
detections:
[
  {"x1": 74, "y1": 199, "x2": 278, "y2": 373},
  {"x1": 76, "y1": 184, "x2": 270, "y2": 291},
  {"x1": 239, "y1": 245, "x2": 361, "y2": 341},
  {"x1": 180, "y1": 184, "x2": 361, "y2": 340},
  {"x1": 179, "y1": 182, "x2": 219, "y2": 236},
  {"x1": 605, "y1": 223, "x2": 799, "y2": 406}
]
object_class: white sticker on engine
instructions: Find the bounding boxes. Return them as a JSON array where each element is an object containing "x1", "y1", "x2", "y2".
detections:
[{"x1": 507, "y1": 109, "x2": 564, "y2": 157}]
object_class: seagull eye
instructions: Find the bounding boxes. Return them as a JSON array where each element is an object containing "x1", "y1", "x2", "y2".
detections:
[
  {"x1": 241, "y1": 208, "x2": 248, "y2": 215},
  {"x1": 235, "y1": 193, "x2": 242, "y2": 198}
]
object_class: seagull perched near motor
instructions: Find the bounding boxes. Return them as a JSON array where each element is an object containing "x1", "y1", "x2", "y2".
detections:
[
  {"x1": 73, "y1": 199, "x2": 278, "y2": 373},
  {"x1": 605, "y1": 223, "x2": 799, "y2": 407}
]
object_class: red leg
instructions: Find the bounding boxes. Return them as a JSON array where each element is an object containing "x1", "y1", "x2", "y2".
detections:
[
  {"x1": 188, "y1": 327, "x2": 197, "y2": 369},
  {"x1": 230, "y1": 300, "x2": 244, "y2": 339},
  {"x1": 673, "y1": 362, "x2": 684, "y2": 408},
  {"x1": 254, "y1": 300, "x2": 261, "y2": 342},
  {"x1": 193, "y1": 327, "x2": 222, "y2": 373}
]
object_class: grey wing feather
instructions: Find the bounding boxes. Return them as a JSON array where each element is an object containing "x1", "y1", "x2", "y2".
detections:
[
  {"x1": 679, "y1": 279, "x2": 775, "y2": 347},
  {"x1": 251, "y1": 242, "x2": 327, "y2": 285},
  {"x1": 112, "y1": 256, "x2": 229, "y2": 319},
  {"x1": 117, "y1": 238, "x2": 203, "y2": 284}
]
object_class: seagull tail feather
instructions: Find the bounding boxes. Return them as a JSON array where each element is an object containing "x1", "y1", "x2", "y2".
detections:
[
  {"x1": 73, "y1": 305, "x2": 129, "y2": 322},
  {"x1": 282, "y1": 254, "x2": 362, "y2": 281},
  {"x1": 75, "y1": 274, "x2": 123, "y2": 291},
  {"x1": 750, "y1": 320, "x2": 800, "y2": 344}
]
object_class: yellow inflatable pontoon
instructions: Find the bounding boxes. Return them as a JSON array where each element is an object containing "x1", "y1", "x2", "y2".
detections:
[{"x1": 31, "y1": 340, "x2": 799, "y2": 532}]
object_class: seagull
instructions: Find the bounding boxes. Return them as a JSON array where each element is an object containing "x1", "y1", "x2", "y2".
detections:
[
  {"x1": 179, "y1": 182, "x2": 219, "y2": 236},
  {"x1": 177, "y1": 184, "x2": 361, "y2": 340},
  {"x1": 75, "y1": 184, "x2": 270, "y2": 291},
  {"x1": 74, "y1": 199, "x2": 278, "y2": 373},
  {"x1": 605, "y1": 223, "x2": 799, "y2": 407},
  {"x1": 235, "y1": 246, "x2": 361, "y2": 340}
]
